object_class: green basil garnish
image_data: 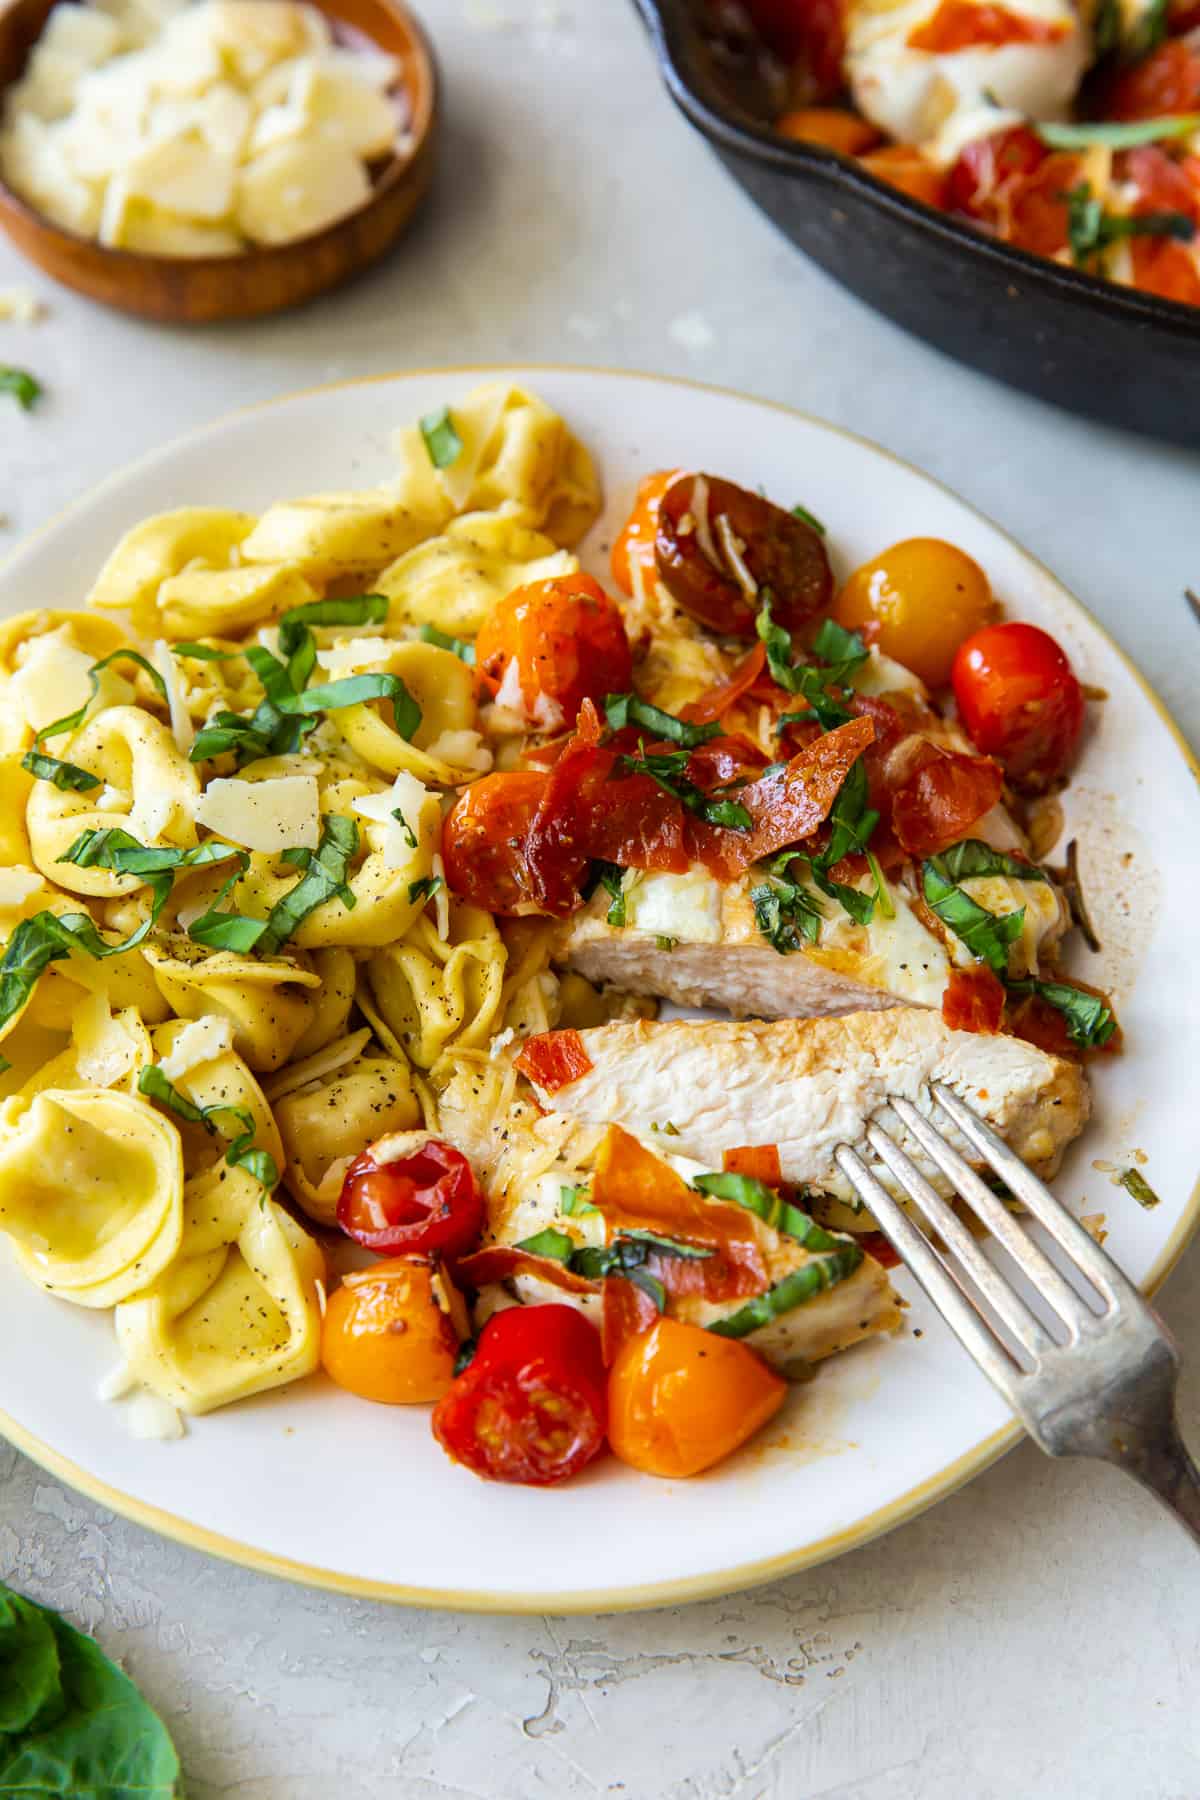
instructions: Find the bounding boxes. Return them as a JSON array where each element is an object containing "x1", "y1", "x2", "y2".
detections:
[
  {"x1": 19, "y1": 750, "x2": 100, "y2": 792},
  {"x1": 419, "y1": 405, "x2": 463, "y2": 469},
  {"x1": 0, "y1": 367, "x2": 41, "y2": 412},
  {"x1": 138, "y1": 1064, "x2": 277, "y2": 1191},
  {"x1": 257, "y1": 815, "x2": 358, "y2": 956},
  {"x1": 693, "y1": 1171, "x2": 837, "y2": 1247},
  {"x1": 604, "y1": 692, "x2": 721, "y2": 749},
  {"x1": 418, "y1": 623, "x2": 477, "y2": 664},
  {"x1": 706, "y1": 1244, "x2": 864, "y2": 1338},
  {"x1": 34, "y1": 649, "x2": 167, "y2": 753}
]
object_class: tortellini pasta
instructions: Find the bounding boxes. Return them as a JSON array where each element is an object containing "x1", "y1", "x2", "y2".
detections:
[{"x1": 0, "y1": 382, "x2": 606, "y2": 1428}]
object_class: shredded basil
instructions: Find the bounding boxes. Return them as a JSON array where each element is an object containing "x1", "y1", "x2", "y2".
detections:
[
  {"x1": 923, "y1": 857, "x2": 1025, "y2": 974},
  {"x1": 34, "y1": 650, "x2": 167, "y2": 753},
  {"x1": 138, "y1": 1065, "x2": 278, "y2": 1191},
  {"x1": 751, "y1": 873, "x2": 824, "y2": 953},
  {"x1": 19, "y1": 749, "x2": 100, "y2": 792},
  {"x1": 282, "y1": 593, "x2": 389, "y2": 633},
  {"x1": 257, "y1": 815, "x2": 358, "y2": 955},
  {"x1": 514, "y1": 1226, "x2": 575, "y2": 1262},
  {"x1": 707, "y1": 1244, "x2": 864, "y2": 1338},
  {"x1": 617, "y1": 742, "x2": 752, "y2": 830},
  {"x1": 1118, "y1": 1167, "x2": 1159, "y2": 1209},
  {"x1": 759, "y1": 593, "x2": 868, "y2": 731},
  {"x1": 933, "y1": 839, "x2": 1047, "y2": 884},
  {"x1": 419, "y1": 405, "x2": 463, "y2": 469},
  {"x1": 604, "y1": 692, "x2": 721, "y2": 749},
  {"x1": 1066, "y1": 181, "x2": 1193, "y2": 269},
  {"x1": 791, "y1": 502, "x2": 826, "y2": 536},
  {"x1": 0, "y1": 892, "x2": 183, "y2": 1037},
  {"x1": 591, "y1": 860, "x2": 627, "y2": 927},
  {"x1": 418, "y1": 623, "x2": 476, "y2": 664},
  {"x1": 1038, "y1": 114, "x2": 1200, "y2": 151},
  {"x1": 0, "y1": 366, "x2": 41, "y2": 412},
  {"x1": 693, "y1": 1171, "x2": 836, "y2": 1247},
  {"x1": 560, "y1": 1183, "x2": 597, "y2": 1217},
  {"x1": 1007, "y1": 977, "x2": 1117, "y2": 1048},
  {"x1": 391, "y1": 808, "x2": 418, "y2": 850},
  {"x1": 185, "y1": 856, "x2": 265, "y2": 954},
  {"x1": 408, "y1": 874, "x2": 444, "y2": 906},
  {"x1": 171, "y1": 641, "x2": 239, "y2": 662}
]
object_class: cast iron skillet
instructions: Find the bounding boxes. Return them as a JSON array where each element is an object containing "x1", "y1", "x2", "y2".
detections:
[{"x1": 634, "y1": 0, "x2": 1200, "y2": 447}]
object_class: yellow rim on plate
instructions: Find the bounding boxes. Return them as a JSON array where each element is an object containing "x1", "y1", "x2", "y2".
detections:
[{"x1": 2, "y1": 364, "x2": 1197, "y2": 1614}]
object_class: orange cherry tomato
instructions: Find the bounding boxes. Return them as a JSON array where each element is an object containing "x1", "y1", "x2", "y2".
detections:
[
  {"x1": 834, "y1": 537, "x2": 995, "y2": 687},
  {"x1": 441, "y1": 769, "x2": 549, "y2": 914},
  {"x1": 776, "y1": 108, "x2": 882, "y2": 156},
  {"x1": 475, "y1": 573, "x2": 632, "y2": 728},
  {"x1": 322, "y1": 1257, "x2": 466, "y2": 1405},
  {"x1": 611, "y1": 469, "x2": 678, "y2": 596},
  {"x1": 337, "y1": 1138, "x2": 485, "y2": 1260},
  {"x1": 951, "y1": 621, "x2": 1084, "y2": 790},
  {"x1": 859, "y1": 146, "x2": 948, "y2": 210},
  {"x1": 1108, "y1": 40, "x2": 1200, "y2": 120},
  {"x1": 432, "y1": 1304, "x2": 608, "y2": 1486},
  {"x1": 1003, "y1": 151, "x2": 1081, "y2": 257},
  {"x1": 607, "y1": 1316, "x2": 786, "y2": 1479}
]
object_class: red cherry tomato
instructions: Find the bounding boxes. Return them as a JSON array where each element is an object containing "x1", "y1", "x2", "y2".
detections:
[
  {"x1": 1004, "y1": 152, "x2": 1081, "y2": 257},
  {"x1": 655, "y1": 473, "x2": 833, "y2": 638},
  {"x1": 337, "y1": 1138, "x2": 485, "y2": 1260},
  {"x1": 1108, "y1": 40, "x2": 1200, "y2": 120},
  {"x1": 946, "y1": 125, "x2": 1046, "y2": 222},
  {"x1": 475, "y1": 573, "x2": 632, "y2": 727},
  {"x1": 432, "y1": 1304, "x2": 608, "y2": 1486},
  {"x1": 441, "y1": 770, "x2": 549, "y2": 915},
  {"x1": 952, "y1": 622, "x2": 1084, "y2": 790}
]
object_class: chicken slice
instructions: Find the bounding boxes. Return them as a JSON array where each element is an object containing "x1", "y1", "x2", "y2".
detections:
[{"x1": 521, "y1": 1011, "x2": 1088, "y2": 1206}]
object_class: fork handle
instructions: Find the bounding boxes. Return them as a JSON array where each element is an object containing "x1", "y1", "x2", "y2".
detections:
[{"x1": 1119, "y1": 1417, "x2": 1200, "y2": 1549}]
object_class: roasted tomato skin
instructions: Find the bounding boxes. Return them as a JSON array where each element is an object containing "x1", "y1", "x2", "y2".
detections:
[
  {"x1": 611, "y1": 469, "x2": 678, "y2": 596},
  {"x1": 475, "y1": 573, "x2": 632, "y2": 726},
  {"x1": 442, "y1": 770, "x2": 548, "y2": 914},
  {"x1": 859, "y1": 145, "x2": 949, "y2": 209},
  {"x1": 942, "y1": 965, "x2": 1006, "y2": 1034},
  {"x1": 337, "y1": 1138, "x2": 485, "y2": 1260},
  {"x1": 952, "y1": 622, "x2": 1084, "y2": 790},
  {"x1": 607, "y1": 1317, "x2": 787, "y2": 1479},
  {"x1": 946, "y1": 124, "x2": 1047, "y2": 222},
  {"x1": 322, "y1": 1256, "x2": 464, "y2": 1404},
  {"x1": 654, "y1": 473, "x2": 833, "y2": 638},
  {"x1": 432, "y1": 1304, "x2": 608, "y2": 1486}
]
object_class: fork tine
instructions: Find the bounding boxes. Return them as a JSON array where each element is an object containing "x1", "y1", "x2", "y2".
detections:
[
  {"x1": 834, "y1": 1144, "x2": 1022, "y2": 1401},
  {"x1": 865, "y1": 1119, "x2": 1055, "y2": 1362},
  {"x1": 930, "y1": 1084, "x2": 1135, "y2": 1309},
  {"x1": 888, "y1": 1096, "x2": 1100, "y2": 1338}
]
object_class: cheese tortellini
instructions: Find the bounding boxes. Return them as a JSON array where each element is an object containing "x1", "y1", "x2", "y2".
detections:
[{"x1": 0, "y1": 383, "x2": 603, "y2": 1429}]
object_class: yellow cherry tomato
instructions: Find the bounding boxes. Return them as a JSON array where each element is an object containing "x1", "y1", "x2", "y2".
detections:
[
  {"x1": 607, "y1": 1316, "x2": 787, "y2": 1478},
  {"x1": 321, "y1": 1256, "x2": 467, "y2": 1404},
  {"x1": 833, "y1": 537, "x2": 996, "y2": 688}
]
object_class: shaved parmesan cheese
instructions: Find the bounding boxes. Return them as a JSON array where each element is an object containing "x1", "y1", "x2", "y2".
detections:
[
  {"x1": 0, "y1": 868, "x2": 46, "y2": 909},
  {"x1": 10, "y1": 634, "x2": 97, "y2": 734},
  {"x1": 236, "y1": 137, "x2": 369, "y2": 244},
  {"x1": 130, "y1": 788, "x2": 176, "y2": 843},
  {"x1": 73, "y1": 993, "x2": 138, "y2": 1086},
  {"x1": 316, "y1": 635, "x2": 393, "y2": 677},
  {"x1": 353, "y1": 768, "x2": 437, "y2": 869},
  {"x1": 156, "y1": 1013, "x2": 235, "y2": 1080},
  {"x1": 424, "y1": 728, "x2": 492, "y2": 773},
  {"x1": 263, "y1": 1026, "x2": 372, "y2": 1101},
  {"x1": 153, "y1": 636, "x2": 194, "y2": 755},
  {"x1": 431, "y1": 851, "x2": 450, "y2": 939},
  {"x1": 195, "y1": 773, "x2": 320, "y2": 851}
]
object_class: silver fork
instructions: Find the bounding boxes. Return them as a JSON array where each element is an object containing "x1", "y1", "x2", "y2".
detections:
[{"x1": 834, "y1": 1083, "x2": 1200, "y2": 1545}]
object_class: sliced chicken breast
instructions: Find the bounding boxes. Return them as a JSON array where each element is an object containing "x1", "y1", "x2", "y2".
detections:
[{"x1": 521, "y1": 1011, "x2": 1088, "y2": 1205}]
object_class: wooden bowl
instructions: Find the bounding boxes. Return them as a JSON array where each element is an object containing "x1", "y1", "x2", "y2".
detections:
[{"x1": 0, "y1": 0, "x2": 438, "y2": 322}]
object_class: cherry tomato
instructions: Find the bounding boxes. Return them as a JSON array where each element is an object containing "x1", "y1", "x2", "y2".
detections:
[
  {"x1": 859, "y1": 146, "x2": 948, "y2": 210},
  {"x1": 1130, "y1": 236, "x2": 1200, "y2": 305},
  {"x1": 475, "y1": 573, "x2": 632, "y2": 727},
  {"x1": 1108, "y1": 40, "x2": 1200, "y2": 119},
  {"x1": 1004, "y1": 152, "x2": 1081, "y2": 257},
  {"x1": 946, "y1": 125, "x2": 1046, "y2": 222},
  {"x1": 655, "y1": 474, "x2": 833, "y2": 638},
  {"x1": 611, "y1": 469, "x2": 678, "y2": 596},
  {"x1": 941, "y1": 965, "x2": 1006, "y2": 1034},
  {"x1": 442, "y1": 770, "x2": 548, "y2": 914},
  {"x1": 432, "y1": 1304, "x2": 608, "y2": 1486},
  {"x1": 776, "y1": 108, "x2": 881, "y2": 155},
  {"x1": 322, "y1": 1257, "x2": 467, "y2": 1404},
  {"x1": 607, "y1": 1316, "x2": 786, "y2": 1479},
  {"x1": 952, "y1": 622, "x2": 1084, "y2": 790},
  {"x1": 907, "y1": 0, "x2": 1065, "y2": 50},
  {"x1": 338, "y1": 1138, "x2": 485, "y2": 1260},
  {"x1": 833, "y1": 537, "x2": 995, "y2": 687}
]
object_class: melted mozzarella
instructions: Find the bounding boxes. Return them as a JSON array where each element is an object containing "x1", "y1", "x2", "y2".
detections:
[{"x1": 623, "y1": 867, "x2": 724, "y2": 944}]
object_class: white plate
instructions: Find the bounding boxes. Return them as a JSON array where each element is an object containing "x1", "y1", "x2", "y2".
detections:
[{"x1": 1, "y1": 367, "x2": 1197, "y2": 1613}]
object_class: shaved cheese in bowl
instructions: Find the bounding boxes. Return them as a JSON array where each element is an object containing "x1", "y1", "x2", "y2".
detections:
[{"x1": 195, "y1": 772, "x2": 321, "y2": 851}]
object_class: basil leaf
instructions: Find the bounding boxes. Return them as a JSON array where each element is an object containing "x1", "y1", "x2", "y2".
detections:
[
  {"x1": 693, "y1": 1171, "x2": 838, "y2": 1247},
  {"x1": 185, "y1": 853, "x2": 266, "y2": 953},
  {"x1": 138, "y1": 1064, "x2": 278, "y2": 1191},
  {"x1": 408, "y1": 874, "x2": 443, "y2": 906},
  {"x1": 604, "y1": 692, "x2": 721, "y2": 748},
  {"x1": 791, "y1": 502, "x2": 826, "y2": 535},
  {"x1": 297, "y1": 672, "x2": 421, "y2": 738},
  {"x1": 810, "y1": 618, "x2": 868, "y2": 679},
  {"x1": 418, "y1": 623, "x2": 477, "y2": 664},
  {"x1": 257, "y1": 814, "x2": 359, "y2": 955},
  {"x1": 618, "y1": 1228, "x2": 713, "y2": 1261},
  {"x1": 514, "y1": 1227, "x2": 574, "y2": 1262},
  {"x1": 821, "y1": 758, "x2": 879, "y2": 868},
  {"x1": 706, "y1": 1244, "x2": 864, "y2": 1338},
  {"x1": 0, "y1": 1581, "x2": 182, "y2": 1798},
  {"x1": 616, "y1": 743, "x2": 751, "y2": 831},
  {"x1": 759, "y1": 593, "x2": 864, "y2": 728},
  {"x1": 0, "y1": 899, "x2": 175, "y2": 1036},
  {"x1": 1066, "y1": 181, "x2": 1193, "y2": 268},
  {"x1": 1008, "y1": 978, "x2": 1117, "y2": 1048},
  {"x1": 934, "y1": 839, "x2": 1047, "y2": 883},
  {"x1": 171, "y1": 641, "x2": 239, "y2": 661},
  {"x1": 866, "y1": 849, "x2": 895, "y2": 920},
  {"x1": 1119, "y1": 1168, "x2": 1159, "y2": 1209},
  {"x1": 923, "y1": 858, "x2": 1025, "y2": 973},
  {"x1": 701, "y1": 796, "x2": 753, "y2": 830},
  {"x1": 34, "y1": 649, "x2": 168, "y2": 750},
  {"x1": 281, "y1": 593, "x2": 389, "y2": 633},
  {"x1": 419, "y1": 404, "x2": 463, "y2": 469},
  {"x1": 590, "y1": 860, "x2": 627, "y2": 927},
  {"x1": 19, "y1": 749, "x2": 100, "y2": 792},
  {"x1": 0, "y1": 366, "x2": 41, "y2": 412},
  {"x1": 1038, "y1": 114, "x2": 1200, "y2": 151},
  {"x1": 751, "y1": 876, "x2": 823, "y2": 953},
  {"x1": 560, "y1": 1183, "x2": 597, "y2": 1217},
  {"x1": 391, "y1": 807, "x2": 418, "y2": 850}
]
